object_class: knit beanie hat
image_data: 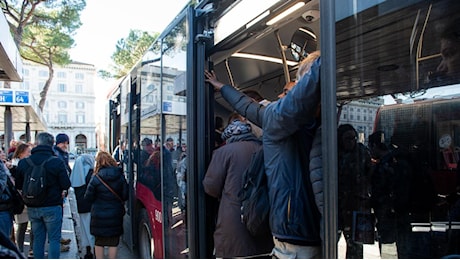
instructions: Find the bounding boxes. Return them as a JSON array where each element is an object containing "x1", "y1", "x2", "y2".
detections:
[{"x1": 56, "y1": 133, "x2": 70, "y2": 144}]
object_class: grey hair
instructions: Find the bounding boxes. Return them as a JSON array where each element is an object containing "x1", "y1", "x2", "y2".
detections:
[
  {"x1": 296, "y1": 50, "x2": 321, "y2": 81},
  {"x1": 36, "y1": 132, "x2": 55, "y2": 147}
]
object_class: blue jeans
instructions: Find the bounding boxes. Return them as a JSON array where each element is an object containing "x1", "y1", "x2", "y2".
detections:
[
  {"x1": 28, "y1": 206, "x2": 63, "y2": 259},
  {"x1": 0, "y1": 210, "x2": 12, "y2": 238}
]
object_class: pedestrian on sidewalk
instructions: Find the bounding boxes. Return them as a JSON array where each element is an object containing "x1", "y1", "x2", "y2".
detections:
[
  {"x1": 53, "y1": 133, "x2": 72, "y2": 252},
  {"x1": 85, "y1": 151, "x2": 128, "y2": 259},
  {"x1": 15, "y1": 132, "x2": 71, "y2": 259},
  {"x1": 9, "y1": 143, "x2": 33, "y2": 255},
  {"x1": 71, "y1": 154, "x2": 95, "y2": 258}
]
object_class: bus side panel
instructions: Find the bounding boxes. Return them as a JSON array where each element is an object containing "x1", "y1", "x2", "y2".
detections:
[{"x1": 136, "y1": 183, "x2": 163, "y2": 258}]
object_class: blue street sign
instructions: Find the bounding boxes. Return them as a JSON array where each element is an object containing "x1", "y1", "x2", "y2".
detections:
[
  {"x1": 15, "y1": 91, "x2": 29, "y2": 104},
  {"x1": 0, "y1": 89, "x2": 13, "y2": 103},
  {"x1": 0, "y1": 88, "x2": 30, "y2": 106}
]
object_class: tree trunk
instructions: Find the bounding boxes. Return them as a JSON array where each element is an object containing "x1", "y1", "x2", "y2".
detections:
[{"x1": 39, "y1": 65, "x2": 54, "y2": 111}]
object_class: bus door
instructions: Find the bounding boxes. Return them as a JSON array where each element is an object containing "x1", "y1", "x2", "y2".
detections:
[{"x1": 135, "y1": 5, "x2": 200, "y2": 259}]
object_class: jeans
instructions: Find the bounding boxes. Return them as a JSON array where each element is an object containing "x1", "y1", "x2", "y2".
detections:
[
  {"x1": 272, "y1": 237, "x2": 322, "y2": 259},
  {"x1": 0, "y1": 210, "x2": 12, "y2": 239},
  {"x1": 28, "y1": 205, "x2": 63, "y2": 259}
]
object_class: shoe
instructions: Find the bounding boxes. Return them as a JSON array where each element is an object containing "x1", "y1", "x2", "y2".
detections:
[
  {"x1": 60, "y1": 244, "x2": 70, "y2": 252},
  {"x1": 60, "y1": 238, "x2": 71, "y2": 245},
  {"x1": 84, "y1": 246, "x2": 94, "y2": 259}
]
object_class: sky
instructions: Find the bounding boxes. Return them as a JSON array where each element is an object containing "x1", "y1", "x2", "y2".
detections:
[{"x1": 68, "y1": 0, "x2": 189, "y2": 119}]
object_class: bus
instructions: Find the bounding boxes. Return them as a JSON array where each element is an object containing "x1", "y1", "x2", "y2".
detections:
[{"x1": 106, "y1": 0, "x2": 460, "y2": 258}]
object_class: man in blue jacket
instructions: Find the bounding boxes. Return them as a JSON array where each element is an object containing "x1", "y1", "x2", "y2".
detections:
[
  {"x1": 205, "y1": 51, "x2": 322, "y2": 258},
  {"x1": 15, "y1": 132, "x2": 71, "y2": 259}
]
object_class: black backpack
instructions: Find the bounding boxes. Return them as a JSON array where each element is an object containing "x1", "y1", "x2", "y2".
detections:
[
  {"x1": 238, "y1": 148, "x2": 271, "y2": 237},
  {"x1": 22, "y1": 157, "x2": 54, "y2": 207}
]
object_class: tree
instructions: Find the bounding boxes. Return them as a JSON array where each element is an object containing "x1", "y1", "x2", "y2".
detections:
[
  {"x1": 99, "y1": 29, "x2": 158, "y2": 79},
  {"x1": 1, "y1": 0, "x2": 86, "y2": 111}
]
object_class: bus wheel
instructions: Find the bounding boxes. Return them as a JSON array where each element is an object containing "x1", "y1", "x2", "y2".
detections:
[{"x1": 138, "y1": 209, "x2": 154, "y2": 258}]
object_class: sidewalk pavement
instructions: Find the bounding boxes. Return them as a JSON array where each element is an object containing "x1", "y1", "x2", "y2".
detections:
[{"x1": 62, "y1": 188, "x2": 80, "y2": 259}]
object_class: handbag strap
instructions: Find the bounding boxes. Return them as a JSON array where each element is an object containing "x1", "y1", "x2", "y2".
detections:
[{"x1": 95, "y1": 174, "x2": 123, "y2": 203}]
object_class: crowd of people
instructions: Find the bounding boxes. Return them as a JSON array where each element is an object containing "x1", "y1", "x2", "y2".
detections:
[{"x1": 0, "y1": 133, "x2": 129, "y2": 259}]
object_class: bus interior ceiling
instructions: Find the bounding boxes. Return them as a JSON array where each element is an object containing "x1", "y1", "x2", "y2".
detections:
[{"x1": 208, "y1": 0, "x2": 459, "y2": 114}]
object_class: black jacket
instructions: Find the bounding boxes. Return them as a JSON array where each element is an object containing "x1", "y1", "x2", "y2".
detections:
[
  {"x1": 84, "y1": 166, "x2": 128, "y2": 237},
  {"x1": 15, "y1": 145, "x2": 71, "y2": 208},
  {"x1": 53, "y1": 145, "x2": 71, "y2": 175}
]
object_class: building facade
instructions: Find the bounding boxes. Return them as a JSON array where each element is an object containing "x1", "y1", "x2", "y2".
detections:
[
  {"x1": 338, "y1": 97, "x2": 384, "y2": 144},
  {"x1": 3, "y1": 61, "x2": 97, "y2": 154}
]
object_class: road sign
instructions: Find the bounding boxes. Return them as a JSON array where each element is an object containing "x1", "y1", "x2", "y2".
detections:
[{"x1": 0, "y1": 88, "x2": 30, "y2": 106}]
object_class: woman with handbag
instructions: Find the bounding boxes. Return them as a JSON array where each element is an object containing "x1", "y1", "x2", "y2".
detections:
[
  {"x1": 9, "y1": 143, "x2": 32, "y2": 255},
  {"x1": 84, "y1": 151, "x2": 128, "y2": 259}
]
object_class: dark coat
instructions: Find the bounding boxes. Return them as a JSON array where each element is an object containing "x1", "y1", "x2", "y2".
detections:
[
  {"x1": 15, "y1": 145, "x2": 71, "y2": 207},
  {"x1": 73, "y1": 169, "x2": 93, "y2": 213},
  {"x1": 203, "y1": 139, "x2": 273, "y2": 258},
  {"x1": 219, "y1": 58, "x2": 322, "y2": 245},
  {"x1": 84, "y1": 166, "x2": 128, "y2": 237},
  {"x1": 338, "y1": 142, "x2": 372, "y2": 231},
  {"x1": 0, "y1": 161, "x2": 13, "y2": 212},
  {"x1": 53, "y1": 145, "x2": 71, "y2": 175}
]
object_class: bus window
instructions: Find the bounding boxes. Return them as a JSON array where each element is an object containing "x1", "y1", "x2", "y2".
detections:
[{"x1": 160, "y1": 16, "x2": 188, "y2": 259}]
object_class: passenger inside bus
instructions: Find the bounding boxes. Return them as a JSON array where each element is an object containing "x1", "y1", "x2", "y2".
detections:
[
  {"x1": 368, "y1": 131, "x2": 412, "y2": 258},
  {"x1": 203, "y1": 115, "x2": 272, "y2": 258},
  {"x1": 205, "y1": 51, "x2": 322, "y2": 259},
  {"x1": 434, "y1": 18, "x2": 460, "y2": 85},
  {"x1": 337, "y1": 124, "x2": 373, "y2": 259}
]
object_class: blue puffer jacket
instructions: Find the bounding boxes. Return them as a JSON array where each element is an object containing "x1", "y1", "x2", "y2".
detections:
[
  {"x1": 84, "y1": 166, "x2": 128, "y2": 237},
  {"x1": 16, "y1": 145, "x2": 71, "y2": 207},
  {"x1": 220, "y1": 58, "x2": 322, "y2": 245}
]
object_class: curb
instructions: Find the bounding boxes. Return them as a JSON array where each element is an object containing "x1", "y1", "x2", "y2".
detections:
[{"x1": 60, "y1": 188, "x2": 80, "y2": 259}]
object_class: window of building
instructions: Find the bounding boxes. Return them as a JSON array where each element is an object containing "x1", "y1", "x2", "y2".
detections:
[
  {"x1": 76, "y1": 102, "x2": 85, "y2": 109},
  {"x1": 23, "y1": 69, "x2": 29, "y2": 76},
  {"x1": 39, "y1": 70, "x2": 48, "y2": 77},
  {"x1": 21, "y1": 82, "x2": 29, "y2": 90},
  {"x1": 58, "y1": 83, "x2": 67, "y2": 92},
  {"x1": 75, "y1": 84, "x2": 83, "y2": 93},
  {"x1": 58, "y1": 113, "x2": 67, "y2": 124},
  {"x1": 57, "y1": 72, "x2": 66, "y2": 78},
  {"x1": 75, "y1": 73, "x2": 84, "y2": 80},
  {"x1": 76, "y1": 114, "x2": 85, "y2": 124},
  {"x1": 58, "y1": 101, "x2": 67, "y2": 109}
]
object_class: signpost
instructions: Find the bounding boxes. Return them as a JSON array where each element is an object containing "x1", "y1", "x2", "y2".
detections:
[{"x1": 0, "y1": 88, "x2": 30, "y2": 106}]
